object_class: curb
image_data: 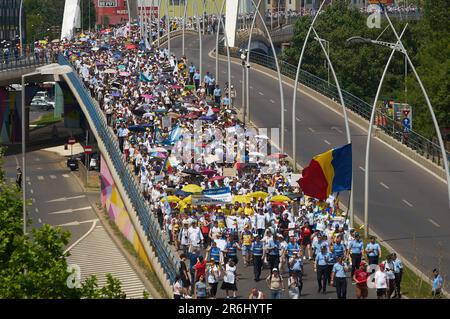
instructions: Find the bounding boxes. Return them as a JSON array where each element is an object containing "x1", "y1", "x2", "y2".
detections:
[
  {"x1": 58, "y1": 157, "x2": 164, "y2": 299},
  {"x1": 205, "y1": 48, "x2": 448, "y2": 298}
]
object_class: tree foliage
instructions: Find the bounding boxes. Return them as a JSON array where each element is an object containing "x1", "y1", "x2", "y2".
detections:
[
  {"x1": 0, "y1": 148, "x2": 126, "y2": 299},
  {"x1": 283, "y1": 0, "x2": 449, "y2": 139}
]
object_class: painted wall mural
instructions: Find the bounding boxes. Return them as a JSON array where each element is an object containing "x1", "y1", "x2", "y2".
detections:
[{"x1": 100, "y1": 155, "x2": 151, "y2": 267}]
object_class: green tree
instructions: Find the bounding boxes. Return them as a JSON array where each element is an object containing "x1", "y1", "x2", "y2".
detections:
[{"x1": 0, "y1": 148, "x2": 126, "y2": 299}]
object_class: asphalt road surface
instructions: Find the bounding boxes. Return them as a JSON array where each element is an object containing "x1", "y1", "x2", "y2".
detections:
[
  {"x1": 168, "y1": 34, "x2": 450, "y2": 286},
  {"x1": 3, "y1": 150, "x2": 148, "y2": 298}
]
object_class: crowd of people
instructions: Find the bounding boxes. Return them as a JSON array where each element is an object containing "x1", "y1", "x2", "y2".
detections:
[{"x1": 12, "y1": 8, "x2": 439, "y2": 299}]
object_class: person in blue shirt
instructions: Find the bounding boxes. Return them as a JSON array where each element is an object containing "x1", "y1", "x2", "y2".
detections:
[
  {"x1": 193, "y1": 70, "x2": 201, "y2": 90},
  {"x1": 331, "y1": 256, "x2": 349, "y2": 299},
  {"x1": 224, "y1": 236, "x2": 240, "y2": 265},
  {"x1": 267, "y1": 236, "x2": 281, "y2": 274},
  {"x1": 432, "y1": 268, "x2": 443, "y2": 298},
  {"x1": 222, "y1": 93, "x2": 230, "y2": 107},
  {"x1": 207, "y1": 241, "x2": 222, "y2": 265},
  {"x1": 332, "y1": 235, "x2": 346, "y2": 259},
  {"x1": 314, "y1": 245, "x2": 331, "y2": 294},
  {"x1": 251, "y1": 235, "x2": 264, "y2": 281},
  {"x1": 187, "y1": 249, "x2": 199, "y2": 294},
  {"x1": 189, "y1": 63, "x2": 196, "y2": 84},
  {"x1": 203, "y1": 72, "x2": 210, "y2": 90},
  {"x1": 348, "y1": 232, "x2": 364, "y2": 276},
  {"x1": 365, "y1": 236, "x2": 382, "y2": 266},
  {"x1": 213, "y1": 85, "x2": 222, "y2": 104},
  {"x1": 208, "y1": 75, "x2": 216, "y2": 96},
  {"x1": 392, "y1": 253, "x2": 403, "y2": 298},
  {"x1": 286, "y1": 237, "x2": 300, "y2": 260}
]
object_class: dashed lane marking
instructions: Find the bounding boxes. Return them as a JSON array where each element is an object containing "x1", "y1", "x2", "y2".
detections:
[
  {"x1": 428, "y1": 219, "x2": 440, "y2": 228},
  {"x1": 402, "y1": 199, "x2": 413, "y2": 207}
]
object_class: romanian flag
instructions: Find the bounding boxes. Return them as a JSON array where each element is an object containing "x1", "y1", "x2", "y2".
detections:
[
  {"x1": 163, "y1": 158, "x2": 173, "y2": 174},
  {"x1": 299, "y1": 144, "x2": 352, "y2": 200}
]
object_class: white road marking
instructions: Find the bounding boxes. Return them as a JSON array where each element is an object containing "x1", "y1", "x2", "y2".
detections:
[
  {"x1": 47, "y1": 195, "x2": 86, "y2": 203},
  {"x1": 27, "y1": 182, "x2": 31, "y2": 186},
  {"x1": 38, "y1": 218, "x2": 42, "y2": 223},
  {"x1": 57, "y1": 218, "x2": 99, "y2": 227},
  {"x1": 359, "y1": 166, "x2": 365, "y2": 172},
  {"x1": 324, "y1": 140, "x2": 331, "y2": 145},
  {"x1": 37, "y1": 176, "x2": 44, "y2": 180},
  {"x1": 258, "y1": 91, "x2": 264, "y2": 95},
  {"x1": 428, "y1": 219, "x2": 440, "y2": 228},
  {"x1": 48, "y1": 206, "x2": 92, "y2": 215},
  {"x1": 380, "y1": 182, "x2": 390, "y2": 189},
  {"x1": 62, "y1": 174, "x2": 70, "y2": 178},
  {"x1": 331, "y1": 127, "x2": 343, "y2": 134},
  {"x1": 35, "y1": 208, "x2": 39, "y2": 213},
  {"x1": 296, "y1": 117, "x2": 301, "y2": 122},
  {"x1": 308, "y1": 127, "x2": 315, "y2": 133},
  {"x1": 49, "y1": 175, "x2": 57, "y2": 179},
  {"x1": 250, "y1": 86, "x2": 253, "y2": 89},
  {"x1": 270, "y1": 99, "x2": 275, "y2": 103},
  {"x1": 30, "y1": 189, "x2": 34, "y2": 194},
  {"x1": 402, "y1": 199, "x2": 413, "y2": 207}
]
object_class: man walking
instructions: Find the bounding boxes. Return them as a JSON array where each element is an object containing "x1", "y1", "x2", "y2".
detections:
[
  {"x1": 251, "y1": 235, "x2": 264, "y2": 281},
  {"x1": 16, "y1": 167, "x2": 22, "y2": 189},
  {"x1": 331, "y1": 256, "x2": 349, "y2": 299},
  {"x1": 392, "y1": 253, "x2": 403, "y2": 298},
  {"x1": 348, "y1": 232, "x2": 364, "y2": 276},
  {"x1": 365, "y1": 236, "x2": 382, "y2": 266}
]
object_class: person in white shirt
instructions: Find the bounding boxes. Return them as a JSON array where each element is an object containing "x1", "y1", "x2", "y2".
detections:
[
  {"x1": 254, "y1": 209, "x2": 266, "y2": 238},
  {"x1": 188, "y1": 221, "x2": 203, "y2": 250},
  {"x1": 178, "y1": 222, "x2": 191, "y2": 255},
  {"x1": 374, "y1": 263, "x2": 388, "y2": 299},
  {"x1": 209, "y1": 220, "x2": 223, "y2": 241}
]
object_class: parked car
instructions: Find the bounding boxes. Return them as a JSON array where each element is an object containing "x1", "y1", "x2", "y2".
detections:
[{"x1": 30, "y1": 98, "x2": 54, "y2": 110}]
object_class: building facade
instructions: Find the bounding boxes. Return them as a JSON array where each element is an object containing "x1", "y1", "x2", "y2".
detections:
[{"x1": 0, "y1": 0, "x2": 26, "y2": 45}]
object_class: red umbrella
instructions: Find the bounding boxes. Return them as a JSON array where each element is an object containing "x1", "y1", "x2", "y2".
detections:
[
  {"x1": 271, "y1": 201, "x2": 287, "y2": 206},
  {"x1": 184, "y1": 113, "x2": 198, "y2": 119},
  {"x1": 201, "y1": 169, "x2": 217, "y2": 176},
  {"x1": 126, "y1": 43, "x2": 137, "y2": 50},
  {"x1": 172, "y1": 84, "x2": 183, "y2": 89},
  {"x1": 212, "y1": 108, "x2": 221, "y2": 113},
  {"x1": 209, "y1": 176, "x2": 225, "y2": 182},
  {"x1": 268, "y1": 153, "x2": 288, "y2": 159}
]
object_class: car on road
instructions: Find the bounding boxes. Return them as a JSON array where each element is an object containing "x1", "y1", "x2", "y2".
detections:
[
  {"x1": 30, "y1": 98, "x2": 54, "y2": 111},
  {"x1": 66, "y1": 156, "x2": 79, "y2": 171}
]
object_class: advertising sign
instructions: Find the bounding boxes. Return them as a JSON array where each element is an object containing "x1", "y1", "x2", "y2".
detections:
[
  {"x1": 98, "y1": 0, "x2": 117, "y2": 7},
  {"x1": 192, "y1": 187, "x2": 232, "y2": 205}
]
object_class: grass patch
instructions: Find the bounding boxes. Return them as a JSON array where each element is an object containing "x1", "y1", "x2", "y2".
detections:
[
  {"x1": 30, "y1": 113, "x2": 61, "y2": 127},
  {"x1": 98, "y1": 204, "x2": 169, "y2": 298},
  {"x1": 355, "y1": 223, "x2": 435, "y2": 299}
]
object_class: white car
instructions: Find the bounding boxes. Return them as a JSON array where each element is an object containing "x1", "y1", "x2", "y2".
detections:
[{"x1": 30, "y1": 98, "x2": 54, "y2": 110}]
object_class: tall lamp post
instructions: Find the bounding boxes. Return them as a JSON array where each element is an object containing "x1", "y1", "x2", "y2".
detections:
[
  {"x1": 21, "y1": 64, "x2": 72, "y2": 235},
  {"x1": 314, "y1": 36, "x2": 330, "y2": 86},
  {"x1": 240, "y1": 49, "x2": 248, "y2": 126}
]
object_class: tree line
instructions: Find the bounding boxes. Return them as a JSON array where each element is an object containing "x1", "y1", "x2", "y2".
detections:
[{"x1": 283, "y1": 0, "x2": 449, "y2": 140}]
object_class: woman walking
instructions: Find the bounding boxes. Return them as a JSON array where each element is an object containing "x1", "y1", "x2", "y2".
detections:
[
  {"x1": 266, "y1": 268, "x2": 284, "y2": 299},
  {"x1": 221, "y1": 259, "x2": 238, "y2": 299}
]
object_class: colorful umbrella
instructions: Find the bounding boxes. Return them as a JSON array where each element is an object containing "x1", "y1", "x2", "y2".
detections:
[
  {"x1": 120, "y1": 71, "x2": 130, "y2": 76},
  {"x1": 270, "y1": 195, "x2": 292, "y2": 202},
  {"x1": 232, "y1": 195, "x2": 252, "y2": 204},
  {"x1": 209, "y1": 176, "x2": 225, "y2": 182},
  {"x1": 248, "y1": 191, "x2": 269, "y2": 199},
  {"x1": 104, "y1": 68, "x2": 117, "y2": 74},
  {"x1": 182, "y1": 184, "x2": 203, "y2": 193},
  {"x1": 201, "y1": 169, "x2": 217, "y2": 176},
  {"x1": 126, "y1": 43, "x2": 137, "y2": 50},
  {"x1": 160, "y1": 196, "x2": 181, "y2": 203},
  {"x1": 271, "y1": 201, "x2": 287, "y2": 206},
  {"x1": 142, "y1": 94, "x2": 153, "y2": 99}
]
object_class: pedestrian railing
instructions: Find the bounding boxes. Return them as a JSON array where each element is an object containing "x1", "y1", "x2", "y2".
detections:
[
  {"x1": 0, "y1": 54, "x2": 49, "y2": 72},
  {"x1": 218, "y1": 44, "x2": 450, "y2": 168},
  {"x1": 58, "y1": 54, "x2": 180, "y2": 284}
]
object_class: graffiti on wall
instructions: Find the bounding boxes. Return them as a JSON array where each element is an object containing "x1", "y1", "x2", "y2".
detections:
[{"x1": 100, "y1": 155, "x2": 151, "y2": 266}]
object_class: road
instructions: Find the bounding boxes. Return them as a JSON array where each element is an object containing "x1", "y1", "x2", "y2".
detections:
[
  {"x1": 168, "y1": 34, "x2": 450, "y2": 286},
  {"x1": 3, "y1": 150, "x2": 149, "y2": 298}
]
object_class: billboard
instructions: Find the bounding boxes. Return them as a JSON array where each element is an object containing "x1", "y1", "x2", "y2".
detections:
[{"x1": 98, "y1": 0, "x2": 117, "y2": 7}]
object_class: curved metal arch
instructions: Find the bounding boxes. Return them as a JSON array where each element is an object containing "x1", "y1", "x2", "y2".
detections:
[
  {"x1": 212, "y1": 0, "x2": 232, "y2": 96},
  {"x1": 246, "y1": 0, "x2": 286, "y2": 152}
]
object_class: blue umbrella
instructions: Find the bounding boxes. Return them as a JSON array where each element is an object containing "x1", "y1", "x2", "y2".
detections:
[
  {"x1": 128, "y1": 125, "x2": 147, "y2": 132},
  {"x1": 198, "y1": 115, "x2": 217, "y2": 121},
  {"x1": 118, "y1": 65, "x2": 126, "y2": 70}
]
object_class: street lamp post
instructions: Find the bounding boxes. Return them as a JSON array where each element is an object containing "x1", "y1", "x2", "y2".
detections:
[
  {"x1": 314, "y1": 36, "x2": 330, "y2": 86},
  {"x1": 21, "y1": 64, "x2": 72, "y2": 235},
  {"x1": 213, "y1": 0, "x2": 232, "y2": 95},
  {"x1": 19, "y1": 0, "x2": 23, "y2": 56},
  {"x1": 292, "y1": 0, "x2": 326, "y2": 172},
  {"x1": 240, "y1": 50, "x2": 247, "y2": 126}
]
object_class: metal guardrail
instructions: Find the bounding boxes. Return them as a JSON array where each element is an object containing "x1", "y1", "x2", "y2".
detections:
[
  {"x1": 58, "y1": 54, "x2": 180, "y2": 284},
  {"x1": 218, "y1": 44, "x2": 450, "y2": 168},
  {"x1": 0, "y1": 54, "x2": 49, "y2": 72}
]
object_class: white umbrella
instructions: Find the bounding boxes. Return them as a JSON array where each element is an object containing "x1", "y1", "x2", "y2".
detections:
[
  {"x1": 104, "y1": 68, "x2": 117, "y2": 74},
  {"x1": 255, "y1": 135, "x2": 269, "y2": 140},
  {"x1": 91, "y1": 47, "x2": 100, "y2": 51},
  {"x1": 249, "y1": 152, "x2": 264, "y2": 157},
  {"x1": 143, "y1": 112, "x2": 153, "y2": 118}
]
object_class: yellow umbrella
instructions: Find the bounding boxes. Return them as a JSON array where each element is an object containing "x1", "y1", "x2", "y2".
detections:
[
  {"x1": 270, "y1": 195, "x2": 292, "y2": 202},
  {"x1": 232, "y1": 195, "x2": 252, "y2": 204},
  {"x1": 181, "y1": 184, "x2": 203, "y2": 193},
  {"x1": 248, "y1": 191, "x2": 269, "y2": 199},
  {"x1": 182, "y1": 195, "x2": 192, "y2": 204},
  {"x1": 160, "y1": 196, "x2": 180, "y2": 203}
]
